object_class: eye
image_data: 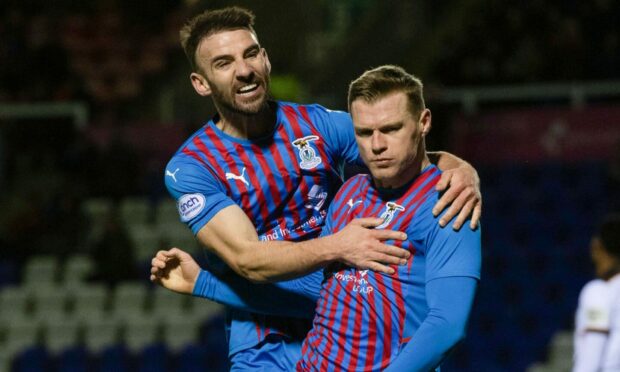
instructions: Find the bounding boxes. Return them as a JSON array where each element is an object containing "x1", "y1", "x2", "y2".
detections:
[
  {"x1": 245, "y1": 48, "x2": 260, "y2": 59},
  {"x1": 213, "y1": 59, "x2": 232, "y2": 69},
  {"x1": 381, "y1": 125, "x2": 402, "y2": 134},
  {"x1": 355, "y1": 129, "x2": 372, "y2": 137}
]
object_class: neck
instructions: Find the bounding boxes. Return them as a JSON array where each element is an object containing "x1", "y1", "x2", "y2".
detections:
[
  {"x1": 374, "y1": 150, "x2": 430, "y2": 190},
  {"x1": 601, "y1": 262, "x2": 620, "y2": 281},
  {"x1": 215, "y1": 101, "x2": 276, "y2": 139}
]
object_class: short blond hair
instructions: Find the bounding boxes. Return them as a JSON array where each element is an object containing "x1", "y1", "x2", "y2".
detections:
[{"x1": 348, "y1": 65, "x2": 425, "y2": 116}]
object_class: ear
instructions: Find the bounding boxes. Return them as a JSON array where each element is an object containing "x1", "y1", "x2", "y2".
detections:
[
  {"x1": 262, "y1": 48, "x2": 272, "y2": 75},
  {"x1": 190, "y1": 72, "x2": 212, "y2": 97},
  {"x1": 419, "y1": 109, "x2": 432, "y2": 137}
]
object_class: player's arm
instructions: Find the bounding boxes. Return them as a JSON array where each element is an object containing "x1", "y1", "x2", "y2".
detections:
[
  {"x1": 196, "y1": 204, "x2": 408, "y2": 282},
  {"x1": 150, "y1": 248, "x2": 320, "y2": 318},
  {"x1": 385, "y1": 201, "x2": 482, "y2": 370},
  {"x1": 573, "y1": 281, "x2": 611, "y2": 372},
  {"x1": 384, "y1": 276, "x2": 478, "y2": 371},
  {"x1": 165, "y1": 157, "x2": 408, "y2": 284},
  {"x1": 192, "y1": 268, "x2": 320, "y2": 319},
  {"x1": 428, "y1": 151, "x2": 482, "y2": 230},
  {"x1": 573, "y1": 332, "x2": 608, "y2": 372}
]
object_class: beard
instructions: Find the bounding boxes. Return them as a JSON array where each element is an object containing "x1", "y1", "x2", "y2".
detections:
[{"x1": 209, "y1": 75, "x2": 271, "y2": 116}]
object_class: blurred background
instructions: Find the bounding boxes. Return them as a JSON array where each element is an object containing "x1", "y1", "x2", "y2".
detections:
[{"x1": 0, "y1": 0, "x2": 619, "y2": 371}]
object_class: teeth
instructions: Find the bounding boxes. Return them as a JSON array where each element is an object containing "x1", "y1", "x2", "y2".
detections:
[{"x1": 238, "y1": 84, "x2": 257, "y2": 93}]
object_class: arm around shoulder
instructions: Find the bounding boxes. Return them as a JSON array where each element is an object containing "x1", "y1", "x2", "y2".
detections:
[
  {"x1": 196, "y1": 206, "x2": 410, "y2": 282},
  {"x1": 196, "y1": 204, "x2": 337, "y2": 282}
]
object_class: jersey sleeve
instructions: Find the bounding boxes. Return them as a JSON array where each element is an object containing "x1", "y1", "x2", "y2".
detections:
[
  {"x1": 303, "y1": 104, "x2": 363, "y2": 167},
  {"x1": 577, "y1": 280, "x2": 611, "y2": 332},
  {"x1": 385, "y1": 276, "x2": 478, "y2": 371},
  {"x1": 423, "y1": 197, "x2": 482, "y2": 282},
  {"x1": 573, "y1": 280, "x2": 611, "y2": 372},
  {"x1": 192, "y1": 268, "x2": 323, "y2": 319},
  {"x1": 164, "y1": 154, "x2": 235, "y2": 235}
]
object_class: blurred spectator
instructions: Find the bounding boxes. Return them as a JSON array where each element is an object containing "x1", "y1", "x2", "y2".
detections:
[
  {"x1": 89, "y1": 206, "x2": 139, "y2": 286},
  {"x1": 573, "y1": 214, "x2": 620, "y2": 371},
  {"x1": 38, "y1": 188, "x2": 91, "y2": 257},
  {"x1": 97, "y1": 129, "x2": 141, "y2": 202}
]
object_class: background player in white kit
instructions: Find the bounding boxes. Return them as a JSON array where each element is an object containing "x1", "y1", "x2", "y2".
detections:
[{"x1": 574, "y1": 214, "x2": 620, "y2": 371}]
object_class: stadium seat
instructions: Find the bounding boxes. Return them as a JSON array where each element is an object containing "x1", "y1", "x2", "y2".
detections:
[
  {"x1": 96, "y1": 344, "x2": 131, "y2": 372},
  {"x1": 72, "y1": 283, "x2": 108, "y2": 321},
  {"x1": 123, "y1": 314, "x2": 160, "y2": 353},
  {"x1": 3, "y1": 318, "x2": 41, "y2": 356},
  {"x1": 84, "y1": 317, "x2": 121, "y2": 354},
  {"x1": 23, "y1": 255, "x2": 58, "y2": 289},
  {"x1": 31, "y1": 286, "x2": 70, "y2": 322},
  {"x1": 127, "y1": 224, "x2": 161, "y2": 263},
  {"x1": 185, "y1": 296, "x2": 225, "y2": 324},
  {"x1": 155, "y1": 199, "x2": 179, "y2": 226},
  {"x1": 546, "y1": 330, "x2": 573, "y2": 369},
  {"x1": 177, "y1": 344, "x2": 209, "y2": 372},
  {"x1": 62, "y1": 254, "x2": 94, "y2": 287},
  {"x1": 43, "y1": 317, "x2": 80, "y2": 355},
  {"x1": 0, "y1": 349, "x2": 12, "y2": 372},
  {"x1": 162, "y1": 314, "x2": 201, "y2": 353},
  {"x1": 0, "y1": 286, "x2": 31, "y2": 323},
  {"x1": 156, "y1": 220, "x2": 199, "y2": 254},
  {"x1": 138, "y1": 343, "x2": 169, "y2": 372},
  {"x1": 111, "y1": 282, "x2": 148, "y2": 321},
  {"x1": 151, "y1": 286, "x2": 187, "y2": 319},
  {"x1": 83, "y1": 198, "x2": 113, "y2": 226},
  {"x1": 54, "y1": 346, "x2": 89, "y2": 372},
  {"x1": 120, "y1": 197, "x2": 152, "y2": 225},
  {"x1": 12, "y1": 346, "x2": 50, "y2": 372}
]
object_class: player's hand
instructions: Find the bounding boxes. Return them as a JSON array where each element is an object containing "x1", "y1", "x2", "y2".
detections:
[
  {"x1": 150, "y1": 247, "x2": 200, "y2": 294},
  {"x1": 432, "y1": 164, "x2": 482, "y2": 230},
  {"x1": 330, "y1": 218, "x2": 409, "y2": 275}
]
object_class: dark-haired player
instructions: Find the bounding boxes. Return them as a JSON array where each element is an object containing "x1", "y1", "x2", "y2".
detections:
[{"x1": 574, "y1": 214, "x2": 620, "y2": 371}]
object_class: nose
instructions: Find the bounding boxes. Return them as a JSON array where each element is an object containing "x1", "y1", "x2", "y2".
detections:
[
  {"x1": 235, "y1": 59, "x2": 254, "y2": 81},
  {"x1": 371, "y1": 132, "x2": 387, "y2": 154}
]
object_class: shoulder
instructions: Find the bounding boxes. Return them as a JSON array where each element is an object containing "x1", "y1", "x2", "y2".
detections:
[
  {"x1": 279, "y1": 101, "x2": 351, "y2": 125},
  {"x1": 579, "y1": 279, "x2": 609, "y2": 306},
  {"x1": 339, "y1": 174, "x2": 371, "y2": 194},
  {"x1": 330, "y1": 174, "x2": 371, "y2": 206},
  {"x1": 406, "y1": 166, "x2": 445, "y2": 226},
  {"x1": 164, "y1": 149, "x2": 223, "y2": 198}
]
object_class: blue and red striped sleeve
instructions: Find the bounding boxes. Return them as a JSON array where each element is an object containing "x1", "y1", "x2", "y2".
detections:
[{"x1": 164, "y1": 153, "x2": 235, "y2": 235}]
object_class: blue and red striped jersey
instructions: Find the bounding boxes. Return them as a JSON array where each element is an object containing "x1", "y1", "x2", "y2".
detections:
[
  {"x1": 298, "y1": 165, "x2": 481, "y2": 371},
  {"x1": 164, "y1": 101, "x2": 360, "y2": 358}
]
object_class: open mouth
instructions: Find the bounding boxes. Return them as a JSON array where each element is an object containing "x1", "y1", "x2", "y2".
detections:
[{"x1": 237, "y1": 83, "x2": 259, "y2": 94}]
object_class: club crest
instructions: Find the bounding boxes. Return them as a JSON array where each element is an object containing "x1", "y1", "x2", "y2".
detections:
[
  {"x1": 292, "y1": 135, "x2": 322, "y2": 170},
  {"x1": 376, "y1": 201, "x2": 406, "y2": 229}
]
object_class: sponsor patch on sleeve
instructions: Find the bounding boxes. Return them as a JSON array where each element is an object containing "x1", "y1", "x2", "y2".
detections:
[
  {"x1": 177, "y1": 193, "x2": 206, "y2": 222},
  {"x1": 585, "y1": 307, "x2": 610, "y2": 329}
]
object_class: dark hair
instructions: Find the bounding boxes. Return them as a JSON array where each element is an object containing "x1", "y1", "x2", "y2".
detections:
[
  {"x1": 180, "y1": 7, "x2": 256, "y2": 72},
  {"x1": 598, "y1": 214, "x2": 620, "y2": 258},
  {"x1": 348, "y1": 65, "x2": 425, "y2": 116}
]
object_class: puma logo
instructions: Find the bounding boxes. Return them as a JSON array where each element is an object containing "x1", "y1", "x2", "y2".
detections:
[
  {"x1": 166, "y1": 168, "x2": 180, "y2": 183},
  {"x1": 225, "y1": 167, "x2": 249, "y2": 186},
  {"x1": 347, "y1": 198, "x2": 363, "y2": 210}
]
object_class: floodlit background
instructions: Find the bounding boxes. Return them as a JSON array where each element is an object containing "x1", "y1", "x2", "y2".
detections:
[{"x1": 1, "y1": 0, "x2": 619, "y2": 371}]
